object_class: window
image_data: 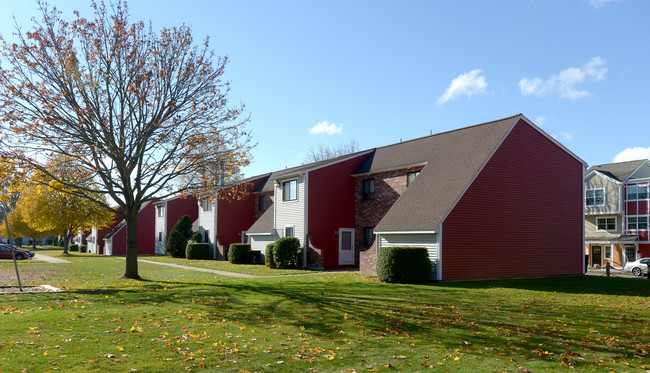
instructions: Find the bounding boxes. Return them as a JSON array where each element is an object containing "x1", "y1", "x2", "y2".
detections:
[
  {"x1": 284, "y1": 226, "x2": 294, "y2": 237},
  {"x1": 627, "y1": 185, "x2": 648, "y2": 200},
  {"x1": 627, "y1": 216, "x2": 649, "y2": 230},
  {"x1": 157, "y1": 205, "x2": 164, "y2": 217},
  {"x1": 407, "y1": 171, "x2": 420, "y2": 186},
  {"x1": 586, "y1": 189, "x2": 604, "y2": 206},
  {"x1": 362, "y1": 178, "x2": 375, "y2": 201},
  {"x1": 625, "y1": 245, "x2": 637, "y2": 262},
  {"x1": 363, "y1": 227, "x2": 374, "y2": 246},
  {"x1": 201, "y1": 200, "x2": 212, "y2": 212},
  {"x1": 604, "y1": 245, "x2": 611, "y2": 259},
  {"x1": 596, "y1": 217, "x2": 616, "y2": 231},
  {"x1": 282, "y1": 180, "x2": 297, "y2": 201},
  {"x1": 158, "y1": 232, "x2": 163, "y2": 242},
  {"x1": 258, "y1": 195, "x2": 266, "y2": 211}
]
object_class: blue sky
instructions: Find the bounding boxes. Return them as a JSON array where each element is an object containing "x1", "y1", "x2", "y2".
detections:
[{"x1": 1, "y1": 0, "x2": 648, "y2": 177}]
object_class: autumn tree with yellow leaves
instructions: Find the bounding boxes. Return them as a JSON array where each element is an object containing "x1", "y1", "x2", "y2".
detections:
[{"x1": 0, "y1": 1, "x2": 253, "y2": 278}]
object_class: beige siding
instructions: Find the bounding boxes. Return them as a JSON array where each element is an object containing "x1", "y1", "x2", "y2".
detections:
[
  {"x1": 585, "y1": 173, "x2": 621, "y2": 214},
  {"x1": 250, "y1": 234, "x2": 275, "y2": 253},
  {"x1": 275, "y1": 176, "x2": 306, "y2": 247},
  {"x1": 585, "y1": 214, "x2": 624, "y2": 237},
  {"x1": 379, "y1": 233, "x2": 438, "y2": 279}
]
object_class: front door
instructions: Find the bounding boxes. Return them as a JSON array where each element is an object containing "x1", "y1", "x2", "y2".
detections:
[
  {"x1": 339, "y1": 228, "x2": 354, "y2": 265},
  {"x1": 592, "y1": 245, "x2": 602, "y2": 266}
]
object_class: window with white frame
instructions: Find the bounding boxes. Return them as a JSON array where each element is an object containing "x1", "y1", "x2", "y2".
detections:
[
  {"x1": 158, "y1": 231, "x2": 163, "y2": 242},
  {"x1": 586, "y1": 188, "x2": 605, "y2": 206},
  {"x1": 157, "y1": 205, "x2": 164, "y2": 217},
  {"x1": 624, "y1": 245, "x2": 637, "y2": 262},
  {"x1": 284, "y1": 226, "x2": 294, "y2": 237},
  {"x1": 604, "y1": 245, "x2": 611, "y2": 259},
  {"x1": 201, "y1": 199, "x2": 212, "y2": 212},
  {"x1": 627, "y1": 185, "x2": 649, "y2": 200},
  {"x1": 596, "y1": 217, "x2": 616, "y2": 231},
  {"x1": 282, "y1": 180, "x2": 297, "y2": 201},
  {"x1": 627, "y1": 216, "x2": 649, "y2": 230}
]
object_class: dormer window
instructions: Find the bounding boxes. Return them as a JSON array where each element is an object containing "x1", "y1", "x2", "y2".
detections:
[
  {"x1": 201, "y1": 199, "x2": 212, "y2": 212},
  {"x1": 157, "y1": 205, "x2": 164, "y2": 217},
  {"x1": 282, "y1": 179, "x2": 297, "y2": 201},
  {"x1": 586, "y1": 188, "x2": 604, "y2": 206}
]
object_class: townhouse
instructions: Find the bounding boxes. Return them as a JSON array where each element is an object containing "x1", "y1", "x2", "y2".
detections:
[
  {"x1": 153, "y1": 195, "x2": 198, "y2": 255},
  {"x1": 584, "y1": 159, "x2": 650, "y2": 268}
]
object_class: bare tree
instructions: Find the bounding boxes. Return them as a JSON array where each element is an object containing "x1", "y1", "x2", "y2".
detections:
[
  {"x1": 303, "y1": 139, "x2": 360, "y2": 163},
  {"x1": 0, "y1": 1, "x2": 252, "y2": 279}
]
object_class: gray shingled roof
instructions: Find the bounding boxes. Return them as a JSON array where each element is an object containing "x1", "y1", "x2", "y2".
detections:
[
  {"x1": 246, "y1": 207, "x2": 274, "y2": 234},
  {"x1": 374, "y1": 115, "x2": 521, "y2": 232},
  {"x1": 587, "y1": 160, "x2": 646, "y2": 182}
]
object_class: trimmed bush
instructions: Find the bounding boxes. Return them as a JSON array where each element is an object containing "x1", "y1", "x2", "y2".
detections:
[
  {"x1": 229, "y1": 243, "x2": 251, "y2": 264},
  {"x1": 186, "y1": 243, "x2": 210, "y2": 260},
  {"x1": 167, "y1": 215, "x2": 193, "y2": 258},
  {"x1": 273, "y1": 237, "x2": 302, "y2": 269},
  {"x1": 79, "y1": 245, "x2": 87, "y2": 253},
  {"x1": 377, "y1": 246, "x2": 431, "y2": 284},
  {"x1": 70, "y1": 244, "x2": 79, "y2": 252},
  {"x1": 191, "y1": 231, "x2": 203, "y2": 243},
  {"x1": 249, "y1": 250, "x2": 261, "y2": 264},
  {"x1": 265, "y1": 243, "x2": 276, "y2": 268}
]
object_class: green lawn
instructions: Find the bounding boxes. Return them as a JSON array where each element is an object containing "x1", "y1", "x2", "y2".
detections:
[{"x1": 1, "y1": 253, "x2": 649, "y2": 372}]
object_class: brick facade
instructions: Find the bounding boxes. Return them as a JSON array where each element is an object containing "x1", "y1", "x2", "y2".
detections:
[
  {"x1": 254, "y1": 192, "x2": 274, "y2": 221},
  {"x1": 355, "y1": 166, "x2": 424, "y2": 267}
]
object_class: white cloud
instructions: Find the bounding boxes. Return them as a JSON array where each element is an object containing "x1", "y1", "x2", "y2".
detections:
[
  {"x1": 561, "y1": 132, "x2": 574, "y2": 141},
  {"x1": 437, "y1": 69, "x2": 490, "y2": 105},
  {"x1": 308, "y1": 121, "x2": 343, "y2": 135},
  {"x1": 535, "y1": 116, "x2": 547, "y2": 125},
  {"x1": 613, "y1": 147, "x2": 650, "y2": 163},
  {"x1": 588, "y1": 0, "x2": 623, "y2": 8},
  {"x1": 519, "y1": 57, "x2": 607, "y2": 99}
]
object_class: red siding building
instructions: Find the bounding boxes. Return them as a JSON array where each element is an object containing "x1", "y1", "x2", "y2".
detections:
[{"x1": 104, "y1": 200, "x2": 158, "y2": 256}]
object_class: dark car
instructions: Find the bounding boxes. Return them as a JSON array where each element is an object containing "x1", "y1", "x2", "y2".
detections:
[{"x1": 0, "y1": 245, "x2": 32, "y2": 260}]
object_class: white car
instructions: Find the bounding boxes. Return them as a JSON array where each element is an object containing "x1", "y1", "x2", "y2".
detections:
[{"x1": 623, "y1": 258, "x2": 650, "y2": 276}]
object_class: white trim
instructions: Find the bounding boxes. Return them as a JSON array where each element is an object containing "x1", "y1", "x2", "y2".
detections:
[
  {"x1": 246, "y1": 232, "x2": 275, "y2": 236},
  {"x1": 275, "y1": 172, "x2": 306, "y2": 182},
  {"x1": 303, "y1": 172, "x2": 309, "y2": 268},
  {"x1": 305, "y1": 150, "x2": 374, "y2": 173},
  {"x1": 625, "y1": 215, "x2": 649, "y2": 231},
  {"x1": 284, "y1": 225, "x2": 296, "y2": 237},
  {"x1": 436, "y1": 223, "x2": 442, "y2": 281},
  {"x1": 352, "y1": 162, "x2": 429, "y2": 178},
  {"x1": 595, "y1": 216, "x2": 617, "y2": 232},
  {"x1": 603, "y1": 244, "x2": 612, "y2": 260},
  {"x1": 585, "y1": 211, "x2": 624, "y2": 215},
  {"x1": 281, "y1": 179, "x2": 299, "y2": 202},
  {"x1": 374, "y1": 230, "x2": 437, "y2": 235},
  {"x1": 585, "y1": 170, "x2": 622, "y2": 185},
  {"x1": 624, "y1": 159, "x2": 650, "y2": 182},
  {"x1": 591, "y1": 244, "x2": 603, "y2": 266}
]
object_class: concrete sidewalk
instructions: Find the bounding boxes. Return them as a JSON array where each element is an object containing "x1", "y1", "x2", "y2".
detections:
[{"x1": 32, "y1": 254, "x2": 72, "y2": 263}]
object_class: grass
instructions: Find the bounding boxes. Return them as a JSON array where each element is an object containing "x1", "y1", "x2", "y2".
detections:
[{"x1": 0, "y1": 253, "x2": 649, "y2": 372}]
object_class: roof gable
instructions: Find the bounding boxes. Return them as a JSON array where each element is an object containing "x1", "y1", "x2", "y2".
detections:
[
  {"x1": 587, "y1": 159, "x2": 647, "y2": 182},
  {"x1": 628, "y1": 160, "x2": 650, "y2": 180}
]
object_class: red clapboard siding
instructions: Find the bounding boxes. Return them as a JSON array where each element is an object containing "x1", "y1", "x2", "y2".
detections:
[
  {"x1": 217, "y1": 177, "x2": 267, "y2": 247},
  {"x1": 111, "y1": 201, "x2": 158, "y2": 255},
  {"x1": 308, "y1": 153, "x2": 371, "y2": 268},
  {"x1": 441, "y1": 119, "x2": 584, "y2": 280},
  {"x1": 165, "y1": 196, "x2": 198, "y2": 242},
  {"x1": 627, "y1": 202, "x2": 637, "y2": 215},
  {"x1": 639, "y1": 244, "x2": 650, "y2": 258}
]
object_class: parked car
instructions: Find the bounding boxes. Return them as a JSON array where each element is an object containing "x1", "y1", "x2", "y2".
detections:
[
  {"x1": 623, "y1": 258, "x2": 650, "y2": 276},
  {"x1": 0, "y1": 245, "x2": 33, "y2": 260}
]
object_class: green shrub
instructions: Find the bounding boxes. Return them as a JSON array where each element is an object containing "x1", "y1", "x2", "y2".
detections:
[
  {"x1": 186, "y1": 243, "x2": 210, "y2": 260},
  {"x1": 377, "y1": 246, "x2": 431, "y2": 284},
  {"x1": 229, "y1": 243, "x2": 251, "y2": 264},
  {"x1": 265, "y1": 243, "x2": 275, "y2": 268},
  {"x1": 79, "y1": 245, "x2": 87, "y2": 253},
  {"x1": 70, "y1": 244, "x2": 79, "y2": 252},
  {"x1": 167, "y1": 215, "x2": 193, "y2": 258},
  {"x1": 249, "y1": 250, "x2": 261, "y2": 264},
  {"x1": 273, "y1": 237, "x2": 302, "y2": 269},
  {"x1": 191, "y1": 231, "x2": 203, "y2": 243}
]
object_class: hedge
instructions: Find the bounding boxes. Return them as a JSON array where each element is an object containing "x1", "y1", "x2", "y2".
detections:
[
  {"x1": 79, "y1": 245, "x2": 87, "y2": 253},
  {"x1": 229, "y1": 243, "x2": 252, "y2": 264},
  {"x1": 377, "y1": 246, "x2": 431, "y2": 284},
  {"x1": 190, "y1": 231, "x2": 203, "y2": 243},
  {"x1": 273, "y1": 236, "x2": 302, "y2": 269},
  {"x1": 69, "y1": 244, "x2": 79, "y2": 252},
  {"x1": 249, "y1": 250, "x2": 261, "y2": 264},
  {"x1": 265, "y1": 243, "x2": 275, "y2": 268},
  {"x1": 186, "y1": 243, "x2": 210, "y2": 260}
]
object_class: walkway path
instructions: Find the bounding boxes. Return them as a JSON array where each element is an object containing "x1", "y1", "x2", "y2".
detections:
[
  {"x1": 33, "y1": 254, "x2": 72, "y2": 263},
  {"x1": 137, "y1": 259, "x2": 355, "y2": 278}
]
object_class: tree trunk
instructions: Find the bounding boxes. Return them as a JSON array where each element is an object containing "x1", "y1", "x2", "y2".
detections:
[
  {"x1": 62, "y1": 232, "x2": 70, "y2": 254},
  {"x1": 123, "y1": 210, "x2": 140, "y2": 279}
]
